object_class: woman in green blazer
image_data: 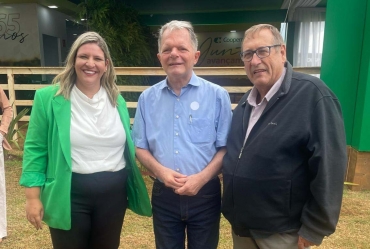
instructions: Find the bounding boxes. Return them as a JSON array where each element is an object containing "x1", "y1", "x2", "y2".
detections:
[{"x1": 20, "y1": 32, "x2": 151, "y2": 249}]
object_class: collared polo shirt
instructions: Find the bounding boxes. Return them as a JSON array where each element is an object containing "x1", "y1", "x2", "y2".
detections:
[{"x1": 132, "y1": 72, "x2": 232, "y2": 176}]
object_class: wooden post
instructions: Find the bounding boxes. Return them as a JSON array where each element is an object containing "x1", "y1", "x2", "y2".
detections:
[
  {"x1": 6, "y1": 68, "x2": 18, "y2": 140},
  {"x1": 347, "y1": 146, "x2": 370, "y2": 190}
]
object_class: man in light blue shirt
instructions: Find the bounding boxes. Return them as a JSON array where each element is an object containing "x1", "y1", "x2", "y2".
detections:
[{"x1": 132, "y1": 20, "x2": 232, "y2": 249}]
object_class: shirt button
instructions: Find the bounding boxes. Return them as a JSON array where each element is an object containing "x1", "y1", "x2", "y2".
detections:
[
  {"x1": 177, "y1": 98, "x2": 180, "y2": 101},
  {"x1": 176, "y1": 168, "x2": 180, "y2": 172},
  {"x1": 175, "y1": 151, "x2": 178, "y2": 154},
  {"x1": 175, "y1": 133, "x2": 179, "y2": 136},
  {"x1": 176, "y1": 115, "x2": 179, "y2": 119}
]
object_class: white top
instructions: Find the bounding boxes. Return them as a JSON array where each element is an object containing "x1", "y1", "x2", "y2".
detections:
[{"x1": 70, "y1": 85, "x2": 126, "y2": 174}]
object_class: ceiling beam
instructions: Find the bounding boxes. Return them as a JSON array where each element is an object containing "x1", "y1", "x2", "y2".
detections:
[
  {"x1": 123, "y1": 0, "x2": 285, "y2": 14},
  {"x1": 139, "y1": 10, "x2": 287, "y2": 26}
]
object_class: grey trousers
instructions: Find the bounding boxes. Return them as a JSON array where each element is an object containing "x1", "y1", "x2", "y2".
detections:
[{"x1": 232, "y1": 229, "x2": 310, "y2": 249}]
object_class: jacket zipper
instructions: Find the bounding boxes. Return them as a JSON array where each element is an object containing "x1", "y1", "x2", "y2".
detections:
[{"x1": 238, "y1": 144, "x2": 245, "y2": 159}]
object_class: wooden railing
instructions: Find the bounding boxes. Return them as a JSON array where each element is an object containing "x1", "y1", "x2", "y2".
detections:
[{"x1": 0, "y1": 66, "x2": 320, "y2": 124}]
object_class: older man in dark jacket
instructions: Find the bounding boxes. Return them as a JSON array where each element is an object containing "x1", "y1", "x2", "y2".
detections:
[{"x1": 222, "y1": 24, "x2": 347, "y2": 249}]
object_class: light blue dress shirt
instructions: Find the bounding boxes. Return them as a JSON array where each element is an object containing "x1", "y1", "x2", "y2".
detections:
[{"x1": 132, "y1": 72, "x2": 232, "y2": 176}]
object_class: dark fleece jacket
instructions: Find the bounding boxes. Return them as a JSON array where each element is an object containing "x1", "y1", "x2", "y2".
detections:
[{"x1": 222, "y1": 62, "x2": 347, "y2": 245}]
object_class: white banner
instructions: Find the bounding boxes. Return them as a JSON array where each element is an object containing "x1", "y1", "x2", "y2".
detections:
[
  {"x1": 0, "y1": 4, "x2": 40, "y2": 63},
  {"x1": 196, "y1": 32, "x2": 244, "y2": 67}
]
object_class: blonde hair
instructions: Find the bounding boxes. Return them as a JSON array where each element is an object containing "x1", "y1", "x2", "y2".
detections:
[{"x1": 54, "y1": 31, "x2": 119, "y2": 106}]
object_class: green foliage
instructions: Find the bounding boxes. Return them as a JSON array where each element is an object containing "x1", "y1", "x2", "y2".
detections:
[
  {"x1": 79, "y1": 0, "x2": 157, "y2": 68},
  {"x1": 4, "y1": 108, "x2": 29, "y2": 150}
]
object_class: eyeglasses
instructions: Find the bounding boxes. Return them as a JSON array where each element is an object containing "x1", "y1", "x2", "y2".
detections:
[{"x1": 240, "y1": 44, "x2": 281, "y2": 62}]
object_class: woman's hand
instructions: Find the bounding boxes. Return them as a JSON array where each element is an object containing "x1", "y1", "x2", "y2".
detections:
[{"x1": 25, "y1": 187, "x2": 44, "y2": 230}]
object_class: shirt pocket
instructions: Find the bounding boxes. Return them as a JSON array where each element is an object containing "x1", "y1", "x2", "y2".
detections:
[{"x1": 188, "y1": 117, "x2": 214, "y2": 143}]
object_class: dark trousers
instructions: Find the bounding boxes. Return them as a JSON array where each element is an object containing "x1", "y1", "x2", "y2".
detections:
[
  {"x1": 152, "y1": 177, "x2": 221, "y2": 249},
  {"x1": 49, "y1": 168, "x2": 128, "y2": 249}
]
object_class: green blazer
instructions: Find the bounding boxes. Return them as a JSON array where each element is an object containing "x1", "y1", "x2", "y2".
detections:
[{"x1": 20, "y1": 85, "x2": 151, "y2": 230}]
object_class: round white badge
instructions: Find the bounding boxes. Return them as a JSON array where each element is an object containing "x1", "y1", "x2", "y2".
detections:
[{"x1": 190, "y1": 101, "x2": 199, "y2": 110}]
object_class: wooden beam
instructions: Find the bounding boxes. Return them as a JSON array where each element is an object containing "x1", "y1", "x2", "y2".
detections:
[
  {"x1": 118, "y1": 86, "x2": 150, "y2": 92},
  {"x1": 0, "y1": 66, "x2": 321, "y2": 127},
  {"x1": 14, "y1": 100, "x2": 33, "y2": 106},
  {"x1": 223, "y1": 86, "x2": 252, "y2": 93},
  {"x1": 0, "y1": 66, "x2": 321, "y2": 76}
]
